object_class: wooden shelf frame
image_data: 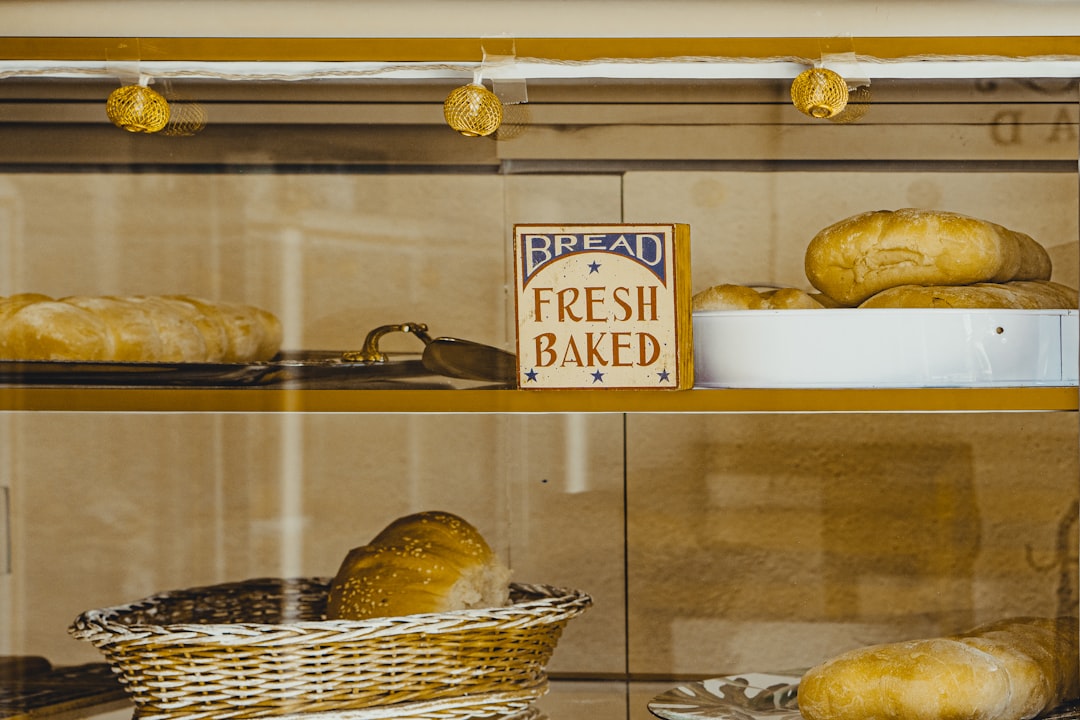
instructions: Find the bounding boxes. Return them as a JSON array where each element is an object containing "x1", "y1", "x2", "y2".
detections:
[
  {"x1": 4, "y1": 36, "x2": 1080, "y2": 63},
  {"x1": 0, "y1": 386, "x2": 1074, "y2": 413}
]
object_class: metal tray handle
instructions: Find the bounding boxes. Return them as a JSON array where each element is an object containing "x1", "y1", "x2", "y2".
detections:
[{"x1": 341, "y1": 322, "x2": 432, "y2": 364}]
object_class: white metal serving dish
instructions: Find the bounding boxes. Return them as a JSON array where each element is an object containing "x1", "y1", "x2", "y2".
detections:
[{"x1": 692, "y1": 309, "x2": 1079, "y2": 388}]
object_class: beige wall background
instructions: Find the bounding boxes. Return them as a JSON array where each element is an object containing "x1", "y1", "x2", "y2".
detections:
[
  {"x1": 624, "y1": 171, "x2": 1078, "y2": 294},
  {"x1": 5, "y1": 1, "x2": 1080, "y2": 39}
]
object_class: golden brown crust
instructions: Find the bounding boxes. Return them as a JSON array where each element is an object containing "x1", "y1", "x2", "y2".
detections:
[
  {"x1": 1014, "y1": 233, "x2": 1055, "y2": 280},
  {"x1": 693, "y1": 284, "x2": 824, "y2": 311},
  {"x1": 0, "y1": 293, "x2": 52, "y2": 323},
  {"x1": 760, "y1": 288, "x2": 827, "y2": 309},
  {"x1": 693, "y1": 284, "x2": 767, "y2": 310},
  {"x1": 797, "y1": 616, "x2": 1080, "y2": 720},
  {"x1": 326, "y1": 510, "x2": 511, "y2": 621},
  {"x1": 798, "y1": 637, "x2": 1012, "y2": 720},
  {"x1": 0, "y1": 294, "x2": 281, "y2": 363},
  {"x1": 117, "y1": 296, "x2": 210, "y2": 362},
  {"x1": 63, "y1": 296, "x2": 166, "y2": 362},
  {"x1": 1, "y1": 300, "x2": 114, "y2": 361},
  {"x1": 805, "y1": 209, "x2": 1052, "y2": 306},
  {"x1": 1010, "y1": 281, "x2": 1080, "y2": 309},
  {"x1": 158, "y1": 296, "x2": 230, "y2": 362},
  {"x1": 955, "y1": 617, "x2": 1080, "y2": 720},
  {"x1": 859, "y1": 281, "x2": 1079, "y2": 309},
  {"x1": 168, "y1": 295, "x2": 282, "y2": 363}
]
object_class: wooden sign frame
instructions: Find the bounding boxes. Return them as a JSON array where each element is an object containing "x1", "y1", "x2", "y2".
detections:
[{"x1": 513, "y1": 223, "x2": 693, "y2": 390}]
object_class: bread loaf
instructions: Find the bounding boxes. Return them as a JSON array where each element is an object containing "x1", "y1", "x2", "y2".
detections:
[
  {"x1": 693, "y1": 284, "x2": 825, "y2": 311},
  {"x1": 761, "y1": 288, "x2": 827, "y2": 309},
  {"x1": 0, "y1": 294, "x2": 52, "y2": 324},
  {"x1": 860, "y1": 281, "x2": 1079, "y2": 310},
  {"x1": 0, "y1": 294, "x2": 282, "y2": 363},
  {"x1": 805, "y1": 209, "x2": 1053, "y2": 306},
  {"x1": 798, "y1": 616, "x2": 1080, "y2": 720},
  {"x1": 326, "y1": 510, "x2": 512, "y2": 620},
  {"x1": 859, "y1": 280, "x2": 1080, "y2": 310}
]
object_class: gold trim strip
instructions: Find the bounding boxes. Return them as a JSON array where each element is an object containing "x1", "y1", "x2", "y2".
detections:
[
  {"x1": 0, "y1": 387, "x2": 1073, "y2": 413},
  {"x1": 1, "y1": 36, "x2": 1080, "y2": 62}
]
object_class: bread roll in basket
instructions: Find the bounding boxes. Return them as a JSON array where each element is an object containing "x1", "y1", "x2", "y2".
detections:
[
  {"x1": 70, "y1": 511, "x2": 591, "y2": 720},
  {"x1": 327, "y1": 510, "x2": 513, "y2": 620}
]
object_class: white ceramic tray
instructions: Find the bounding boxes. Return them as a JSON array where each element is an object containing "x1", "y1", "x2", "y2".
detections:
[
  {"x1": 649, "y1": 672, "x2": 802, "y2": 720},
  {"x1": 692, "y1": 309, "x2": 1079, "y2": 388}
]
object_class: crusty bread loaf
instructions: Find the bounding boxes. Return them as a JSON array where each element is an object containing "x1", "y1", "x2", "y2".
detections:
[
  {"x1": 0, "y1": 294, "x2": 282, "y2": 363},
  {"x1": 1014, "y1": 233, "x2": 1056, "y2": 280},
  {"x1": 693, "y1": 284, "x2": 825, "y2": 311},
  {"x1": 3, "y1": 300, "x2": 115, "y2": 362},
  {"x1": 62, "y1": 296, "x2": 169, "y2": 362},
  {"x1": 805, "y1": 209, "x2": 1053, "y2": 306},
  {"x1": 171, "y1": 294, "x2": 282, "y2": 363},
  {"x1": 760, "y1": 288, "x2": 826, "y2": 309},
  {"x1": 326, "y1": 510, "x2": 512, "y2": 620},
  {"x1": 798, "y1": 616, "x2": 1080, "y2": 720},
  {"x1": 860, "y1": 281, "x2": 1079, "y2": 309},
  {"x1": 0, "y1": 294, "x2": 52, "y2": 323}
]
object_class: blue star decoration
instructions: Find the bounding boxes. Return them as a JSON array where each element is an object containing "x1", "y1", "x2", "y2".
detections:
[
  {"x1": 657, "y1": 369, "x2": 671, "y2": 383},
  {"x1": 524, "y1": 368, "x2": 539, "y2": 382},
  {"x1": 587, "y1": 260, "x2": 602, "y2": 274},
  {"x1": 591, "y1": 370, "x2": 605, "y2": 383}
]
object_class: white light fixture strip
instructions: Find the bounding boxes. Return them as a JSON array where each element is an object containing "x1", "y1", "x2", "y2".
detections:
[{"x1": 1, "y1": 57, "x2": 1080, "y2": 82}]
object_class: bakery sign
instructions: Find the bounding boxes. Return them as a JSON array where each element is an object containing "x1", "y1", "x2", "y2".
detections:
[{"x1": 513, "y1": 223, "x2": 693, "y2": 390}]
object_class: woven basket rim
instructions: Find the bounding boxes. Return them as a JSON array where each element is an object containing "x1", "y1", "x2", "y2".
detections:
[{"x1": 69, "y1": 577, "x2": 592, "y2": 646}]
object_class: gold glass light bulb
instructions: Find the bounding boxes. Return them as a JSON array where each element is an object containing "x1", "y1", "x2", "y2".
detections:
[
  {"x1": 443, "y1": 83, "x2": 503, "y2": 137},
  {"x1": 106, "y1": 85, "x2": 171, "y2": 133},
  {"x1": 790, "y1": 67, "x2": 850, "y2": 119}
]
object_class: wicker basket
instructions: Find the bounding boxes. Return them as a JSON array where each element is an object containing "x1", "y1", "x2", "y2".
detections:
[{"x1": 69, "y1": 577, "x2": 591, "y2": 720}]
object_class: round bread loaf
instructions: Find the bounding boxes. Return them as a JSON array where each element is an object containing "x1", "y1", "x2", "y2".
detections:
[
  {"x1": 693, "y1": 284, "x2": 768, "y2": 310},
  {"x1": 797, "y1": 616, "x2": 1079, "y2": 720},
  {"x1": 805, "y1": 209, "x2": 1053, "y2": 306},
  {"x1": 693, "y1": 284, "x2": 824, "y2": 311},
  {"x1": 761, "y1": 288, "x2": 827, "y2": 309},
  {"x1": 326, "y1": 510, "x2": 512, "y2": 620}
]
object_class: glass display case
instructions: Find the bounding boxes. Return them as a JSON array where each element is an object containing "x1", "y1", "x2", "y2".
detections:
[{"x1": 0, "y1": 18, "x2": 1078, "y2": 720}]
